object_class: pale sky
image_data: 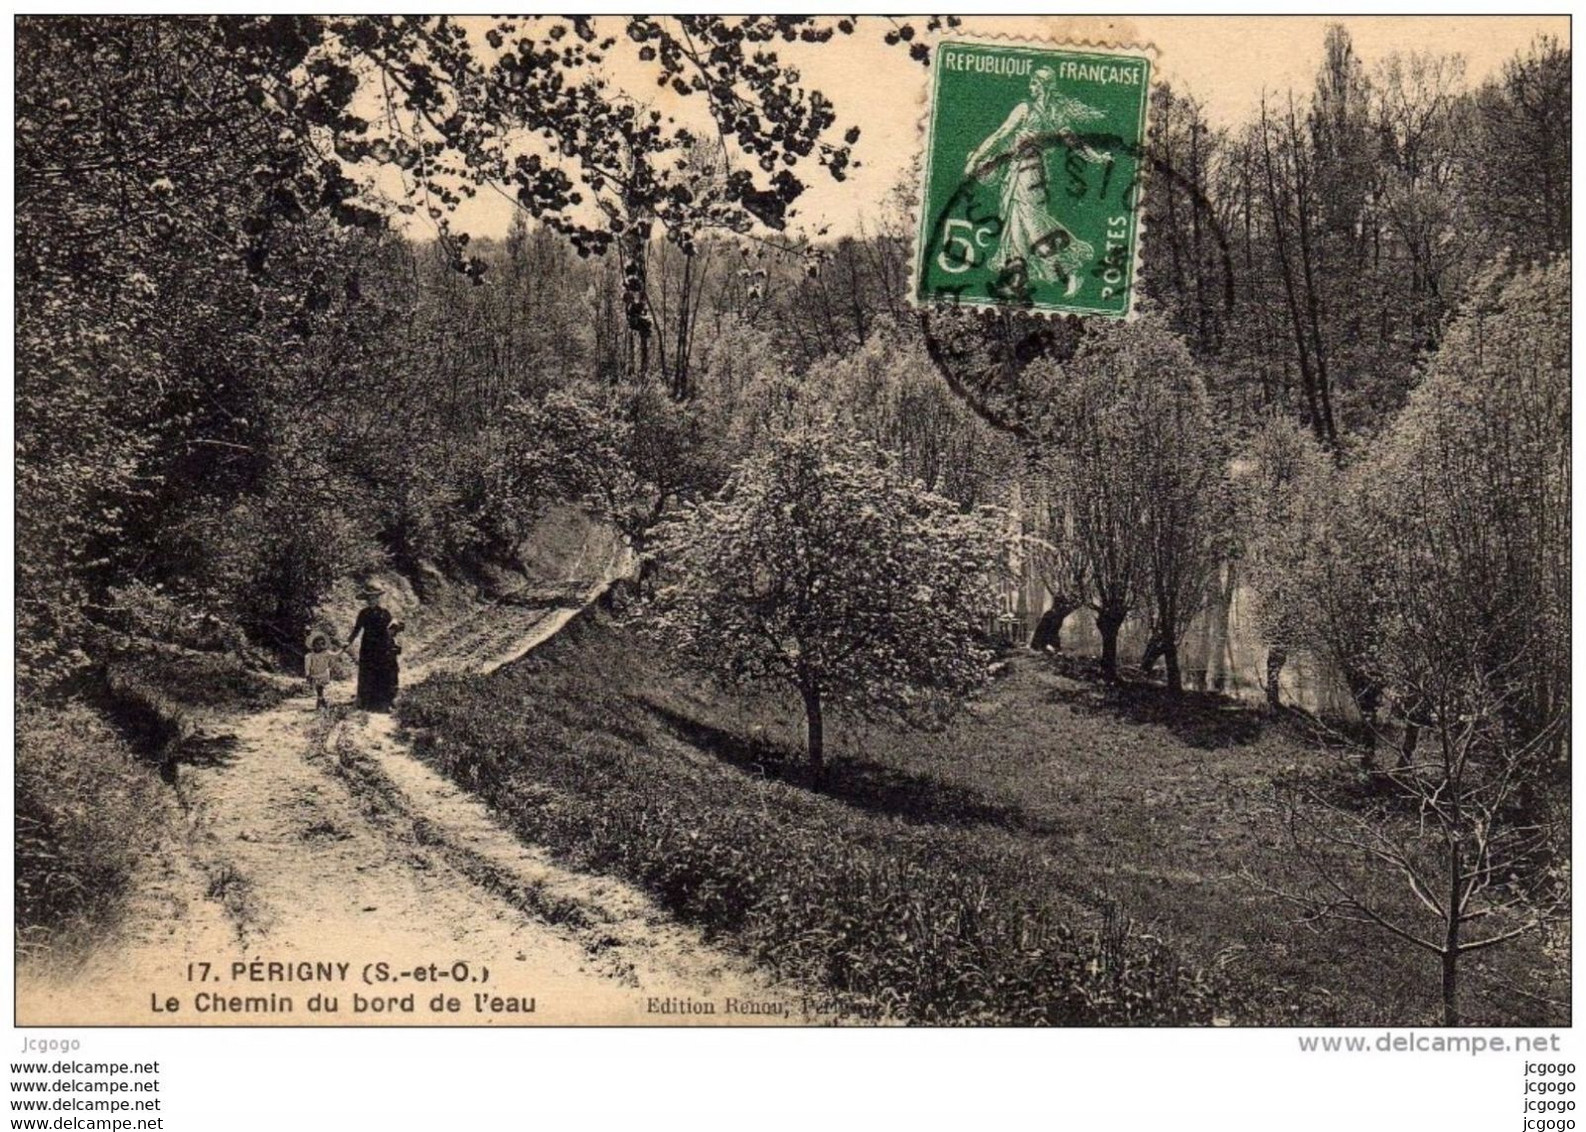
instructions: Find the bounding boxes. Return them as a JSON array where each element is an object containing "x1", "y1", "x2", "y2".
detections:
[{"x1": 394, "y1": 15, "x2": 1568, "y2": 243}]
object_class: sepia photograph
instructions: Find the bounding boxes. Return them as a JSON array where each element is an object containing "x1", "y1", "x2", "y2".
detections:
[{"x1": 12, "y1": 10, "x2": 1570, "y2": 1051}]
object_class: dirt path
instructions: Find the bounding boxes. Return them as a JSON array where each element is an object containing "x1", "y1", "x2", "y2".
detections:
[{"x1": 19, "y1": 566, "x2": 818, "y2": 1027}]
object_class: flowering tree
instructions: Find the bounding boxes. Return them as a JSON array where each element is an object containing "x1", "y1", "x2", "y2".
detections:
[{"x1": 648, "y1": 429, "x2": 1004, "y2": 779}]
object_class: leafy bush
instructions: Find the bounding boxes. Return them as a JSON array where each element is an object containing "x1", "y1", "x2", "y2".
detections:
[
  {"x1": 400, "y1": 618, "x2": 1239, "y2": 1024},
  {"x1": 102, "y1": 581, "x2": 252, "y2": 654},
  {"x1": 187, "y1": 489, "x2": 384, "y2": 658},
  {"x1": 16, "y1": 704, "x2": 167, "y2": 955}
]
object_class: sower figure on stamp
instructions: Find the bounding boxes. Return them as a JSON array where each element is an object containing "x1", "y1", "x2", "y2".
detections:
[
  {"x1": 346, "y1": 583, "x2": 403, "y2": 712},
  {"x1": 964, "y1": 66, "x2": 1109, "y2": 297}
]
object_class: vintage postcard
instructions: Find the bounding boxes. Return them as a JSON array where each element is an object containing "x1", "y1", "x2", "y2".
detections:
[{"x1": 15, "y1": 15, "x2": 1570, "y2": 1037}]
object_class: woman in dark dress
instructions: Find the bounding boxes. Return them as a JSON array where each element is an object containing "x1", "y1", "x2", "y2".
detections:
[{"x1": 346, "y1": 584, "x2": 402, "y2": 711}]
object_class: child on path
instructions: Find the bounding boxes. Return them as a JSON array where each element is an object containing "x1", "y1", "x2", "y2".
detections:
[{"x1": 304, "y1": 631, "x2": 334, "y2": 710}]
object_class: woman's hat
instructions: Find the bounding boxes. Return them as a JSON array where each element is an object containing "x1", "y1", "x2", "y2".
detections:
[{"x1": 356, "y1": 582, "x2": 385, "y2": 599}]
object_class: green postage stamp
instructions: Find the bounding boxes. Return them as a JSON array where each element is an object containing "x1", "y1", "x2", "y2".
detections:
[{"x1": 913, "y1": 40, "x2": 1153, "y2": 318}]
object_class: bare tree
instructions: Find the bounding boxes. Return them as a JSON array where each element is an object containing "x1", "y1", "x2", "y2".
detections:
[{"x1": 1275, "y1": 653, "x2": 1567, "y2": 1025}]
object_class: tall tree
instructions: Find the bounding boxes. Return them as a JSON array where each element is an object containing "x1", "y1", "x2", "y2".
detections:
[
  {"x1": 1463, "y1": 37, "x2": 1571, "y2": 263},
  {"x1": 17, "y1": 15, "x2": 943, "y2": 683}
]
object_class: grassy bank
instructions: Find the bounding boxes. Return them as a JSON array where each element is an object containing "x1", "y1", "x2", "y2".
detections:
[
  {"x1": 18, "y1": 638, "x2": 293, "y2": 962},
  {"x1": 400, "y1": 614, "x2": 1567, "y2": 1026},
  {"x1": 400, "y1": 614, "x2": 1251, "y2": 1024},
  {"x1": 16, "y1": 704, "x2": 169, "y2": 960}
]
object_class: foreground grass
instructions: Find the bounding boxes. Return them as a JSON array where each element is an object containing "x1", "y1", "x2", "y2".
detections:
[
  {"x1": 840, "y1": 654, "x2": 1567, "y2": 1027},
  {"x1": 401, "y1": 615, "x2": 1256, "y2": 1025},
  {"x1": 402, "y1": 615, "x2": 1567, "y2": 1026}
]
